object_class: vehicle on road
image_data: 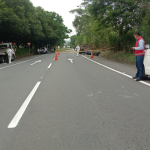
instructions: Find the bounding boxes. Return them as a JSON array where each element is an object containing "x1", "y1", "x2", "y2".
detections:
[
  {"x1": 79, "y1": 47, "x2": 85, "y2": 54},
  {"x1": 85, "y1": 51, "x2": 100, "y2": 56},
  {"x1": 38, "y1": 47, "x2": 48, "y2": 54},
  {"x1": 0, "y1": 43, "x2": 16, "y2": 63},
  {"x1": 143, "y1": 44, "x2": 150, "y2": 79}
]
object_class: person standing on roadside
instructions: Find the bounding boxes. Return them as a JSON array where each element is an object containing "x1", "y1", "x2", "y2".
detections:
[
  {"x1": 7, "y1": 46, "x2": 13, "y2": 64},
  {"x1": 54, "y1": 47, "x2": 56, "y2": 52},
  {"x1": 132, "y1": 32, "x2": 145, "y2": 81},
  {"x1": 76, "y1": 45, "x2": 80, "y2": 56}
]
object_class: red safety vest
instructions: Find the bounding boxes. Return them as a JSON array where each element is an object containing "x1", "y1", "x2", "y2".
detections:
[{"x1": 135, "y1": 36, "x2": 145, "y2": 56}]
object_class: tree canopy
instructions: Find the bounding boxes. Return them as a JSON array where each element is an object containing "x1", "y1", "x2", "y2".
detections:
[
  {"x1": 0, "y1": 0, "x2": 71, "y2": 47},
  {"x1": 70, "y1": 0, "x2": 150, "y2": 52}
]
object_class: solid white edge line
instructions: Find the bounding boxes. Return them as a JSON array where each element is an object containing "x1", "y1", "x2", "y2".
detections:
[
  {"x1": 0, "y1": 55, "x2": 44, "y2": 70},
  {"x1": 82, "y1": 55, "x2": 150, "y2": 87},
  {"x1": 8, "y1": 82, "x2": 41, "y2": 129},
  {"x1": 140, "y1": 81, "x2": 150, "y2": 87},
  {"x1": 48, "y1": 63, "x2": 52, "y2": 69}
]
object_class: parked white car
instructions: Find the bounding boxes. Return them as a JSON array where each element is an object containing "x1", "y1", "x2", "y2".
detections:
[
  {"x1": 38, "y1": 47, "x2": 48, "y2": 54},
  {"x1": 0, "y1": 43, "x2": 16, "y2": 63},
  {"x1": 144, "y1": 44, "x2": 150, "y2": 77}
]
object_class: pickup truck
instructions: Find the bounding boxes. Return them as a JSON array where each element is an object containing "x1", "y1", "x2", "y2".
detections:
[{"x1": 0, "y1": 43, "x2": 16, "y2": 63}]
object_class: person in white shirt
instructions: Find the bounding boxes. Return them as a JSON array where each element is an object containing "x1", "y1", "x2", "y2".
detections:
[
  {"x1": 7, "y1": 47, "x2": 12, "y2": 63},
  {"x1": 76, "y1": 45, "x2": 80, "y2": 56}
]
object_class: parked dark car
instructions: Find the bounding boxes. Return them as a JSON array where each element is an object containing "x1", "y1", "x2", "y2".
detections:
[{"x1": 86, "y1": 51, "x2": 100, "y2": 56}]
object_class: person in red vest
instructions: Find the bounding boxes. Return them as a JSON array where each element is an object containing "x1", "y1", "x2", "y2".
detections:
[{"x1": 132, "y1": 31, "x2": 145, "y2": 81}]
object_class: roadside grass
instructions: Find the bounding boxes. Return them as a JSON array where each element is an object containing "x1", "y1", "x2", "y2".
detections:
[
  {"x1": 16, "y1": 48, "x2": 32, "y2": 57},
  {"x1": 100, "y1": 50, "x2": 136, "y2": 63},
  {"x1": 57, "y1": 48, "x2": 72, "y2": 51}
]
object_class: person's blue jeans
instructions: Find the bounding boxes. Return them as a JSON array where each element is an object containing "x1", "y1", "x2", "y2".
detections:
[{"x1": 136, "y1": 55, "x2": 144, "y2": 79}]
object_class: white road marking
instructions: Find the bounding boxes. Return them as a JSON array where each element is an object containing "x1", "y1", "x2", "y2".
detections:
[
  {"x1": 30, "y1": 60, "x2": 41, "y2": 66},
  {"x1": 8, "y1": 82, "x2": 41, "y2": 129},
  {"x1": 0, "y1": 55, "x2": 44, "y2": 70},
  {"x1": 139, "y1": 81, "x2": 150, "y2": 86},
  {"x1": 68, "y1": 58, "x2": 74, "y2": 63},
  {"x1": 82, "y1": 55, "x2": 150, "y2": 87},
  {"x1": 48, "y1": 63, "x2": 52, "y2": 69}
]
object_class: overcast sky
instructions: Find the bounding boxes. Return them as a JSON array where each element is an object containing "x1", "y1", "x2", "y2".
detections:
[{"x1": 30, "y1": 0, "x2": 83, "y2": 37}]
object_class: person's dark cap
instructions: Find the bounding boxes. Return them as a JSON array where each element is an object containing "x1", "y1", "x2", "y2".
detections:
[{"x1": 134, "y1": 31, "x2": 141, "y2": 36}]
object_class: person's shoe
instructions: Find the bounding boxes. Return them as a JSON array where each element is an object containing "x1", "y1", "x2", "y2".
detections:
[
  {"x1": 136, "y1": 78, "x2": 141, "y2": 81},
  {"x1": 132, "y1": 76, "x2": 137, "y2": 79}
]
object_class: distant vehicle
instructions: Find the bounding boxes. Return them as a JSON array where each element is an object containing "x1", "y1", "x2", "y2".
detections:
[
  {"x1": 79, "y1": 47, "x2": 85, "y2": 53},
  {"x1": 0, "y1": 43, "x2": 16, "y2": 63},
  {"x1": 85, "y1": 51, "x2": 100, "y2": 56},
  {"x1": 38, "y1": 47, "x2": 48, "y2": 54},
  {"x1": 143, "y1": 44, "x2": 150, "y2": 79}
]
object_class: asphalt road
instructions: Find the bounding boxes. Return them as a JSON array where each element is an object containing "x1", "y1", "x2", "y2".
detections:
[{"x1": 0, "y1": 51, "x2": 150, "y2": 150}]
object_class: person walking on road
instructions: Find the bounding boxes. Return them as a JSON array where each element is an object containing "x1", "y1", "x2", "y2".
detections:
[
  {"x1": 76, "y1": 45, "x2": 80, "y2": 56},
  {"x1": 132, "y1": 32, "x2": 145, "y2": 81},
  {"x1": 7, "y1": 47, "x2": 12, "y2": 64},
  {"x1": 54, "y1": 47, "x2": 56, "y2": 52}
]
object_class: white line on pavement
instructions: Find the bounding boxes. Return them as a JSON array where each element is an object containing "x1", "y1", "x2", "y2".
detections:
[
  {"x1": 48, "y1": 63, "x2": 52, "y2": 69},
  {"x1": 140, "y1": 81, "x2": 150, "y2": 86},
  {"x1": 30, "y1": 60, "x2": 41, "y2": 66},
  {"x1": 8, "y1": 82, "x2": 41, "y2": 129},
  {"x1": 68, "y1": 58, "x2": 74, "y2": 63},
  {"x1": 0, "y1": 55, "x2": 44, "y2": 70},
  {"x1": 82, "y1": 55, "x2": 150, "y2": 87}
]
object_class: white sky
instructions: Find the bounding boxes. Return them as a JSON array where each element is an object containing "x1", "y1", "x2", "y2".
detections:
[{"x1": 30, "y1": 0, "x2": 83, "y2": 37}]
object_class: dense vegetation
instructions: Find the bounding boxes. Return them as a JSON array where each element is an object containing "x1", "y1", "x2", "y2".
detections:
[
  {"x1": 0, "y1": 0, "x2": 71, "y2": 49},
  {"x1": 70, "y1": 0, "x2": 150, "y2": 53}
]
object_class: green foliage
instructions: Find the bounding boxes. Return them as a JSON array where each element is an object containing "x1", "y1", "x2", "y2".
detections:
[
  {"x1": 140, "y1": 4, "x2": 150, "y2": 43},
  {"x1": 101, "y1": 50, "x2": 136, "y2": 63},
  {"x1": 0, "y1": 0, "x2": 71, "y2": 48},
  {"x1": 16, "y1": 48, "x2": 30, "y2": 56},
  {"x1": 70, "y1": 0, "x2": 149, "y2": 53}
]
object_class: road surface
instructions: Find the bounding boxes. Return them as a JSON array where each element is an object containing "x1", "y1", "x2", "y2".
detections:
[{"x1": 0, "y1": 51, "x2": 150, "y2": 150}]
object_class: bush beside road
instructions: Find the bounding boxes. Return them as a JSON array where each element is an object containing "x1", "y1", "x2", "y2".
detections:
[
  {"x1": 57, "y1": 48, "x2": 72, "y2": 51},
  {"x1": 15, "y1": 48, "x2": 34, "y2": 58},
  {"x1": 100, "y1": 50, "x2": 136, "y2": 64}
]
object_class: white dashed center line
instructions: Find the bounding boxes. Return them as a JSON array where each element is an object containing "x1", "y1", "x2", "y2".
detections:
[{"x1": 8, "y1": 82, "x2": 41, "y2": 128}]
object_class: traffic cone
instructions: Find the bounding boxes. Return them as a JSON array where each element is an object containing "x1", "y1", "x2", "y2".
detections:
[
  {"x1": 58, "y1": 51, "x2": 60, "y2": 55},
  {"x1": 54, "y1": 53, "x2": 58, "y2": 60},
  {"x1": 91, "y1": 51, "x2": 94, "y2": 58}
]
